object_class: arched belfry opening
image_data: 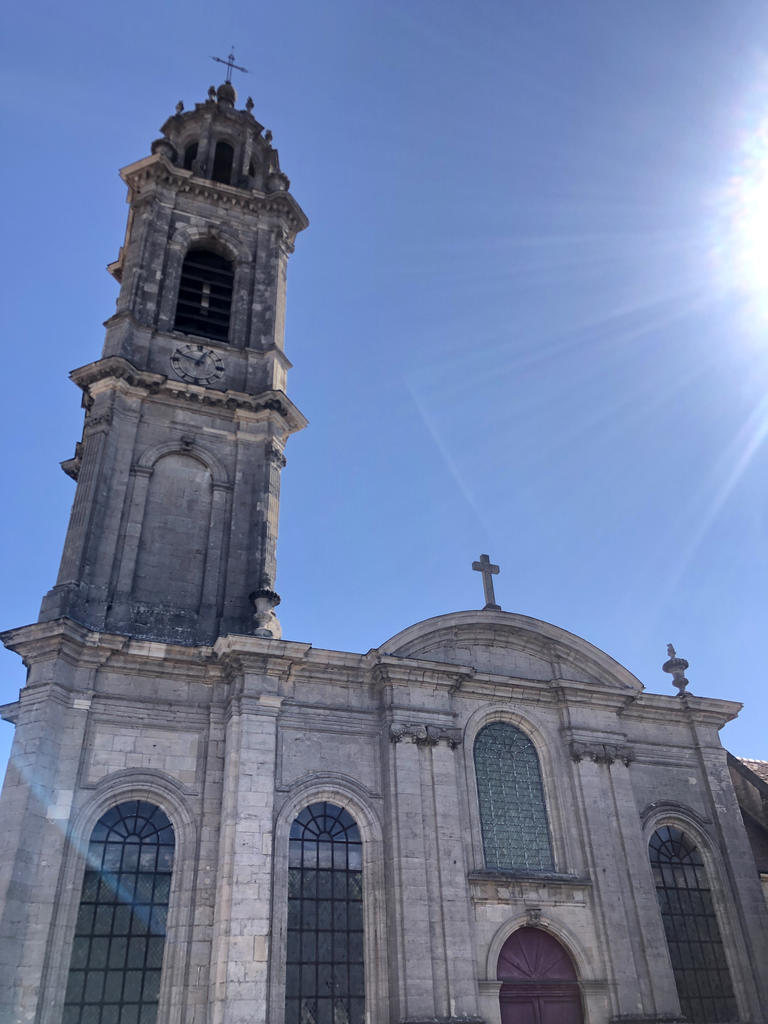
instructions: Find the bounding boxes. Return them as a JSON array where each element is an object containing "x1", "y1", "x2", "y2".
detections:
[
  {"x1": 183, "y1": 141, "x2": 198, "y2": 170},
  {"x1": 497, "y1": 928, "x2": 583, "y2": 1024},
  {"x1": 173, "y1": 247, "x2": 234, "y2": 342},
  {"x1": 211, "y1": 140, "x2": 234, "y2": 184}
]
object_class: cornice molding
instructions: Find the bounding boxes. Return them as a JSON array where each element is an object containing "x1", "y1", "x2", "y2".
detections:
[
  {"x1": 1, "y1": 618, "x2": 219, "y2": 680},
  {"x1": 68, "y1": 357, "x2": 308, "y2": 434},
  {"x1": 119, "y1": 155, "x2": 308, "y2": 233},
  {"x1": 620, "y1": 690, "x2": 742, "y2": 729}
]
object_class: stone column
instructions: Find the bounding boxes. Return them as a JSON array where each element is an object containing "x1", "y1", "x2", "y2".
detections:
[
  {"x1": 603, "y1": 754, "x2": 681, "y2": 1015},
  {"x1": 199, "y1": 481, "x2": 232, "y2": 636},
  {"x1": 570, "y1": 746, "x2": 652, "y2": 1018},
  {"x1": 683, "y1": 702, "x2": 768, "y2": 1018},
  {"x1": 209, "y1": 657, "x2": 282, "y2": 1024},
  {"x1": 430, "y1": 734, "x2": 483, "y2": 1021},
  {"x1": 389, "y1": 725, "x2": 436, "y2": 1021},
  {"x1": 182, "y1": 704, "x2": 226, "y2": 1023},
  {"x1": 112, "y1": 465, "x2": 152, "y2": 595},
  {"x1": 55, "y1": 426, "x2": 109, "y2": 586},
  {"x1": 0, "y1": 665, "x2": 93, "y2": 1022}
]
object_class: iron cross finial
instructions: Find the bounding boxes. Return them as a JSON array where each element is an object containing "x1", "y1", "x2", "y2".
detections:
[
  {"x1": 211, "y1": 47, "x2": 249, "y2": 84},
  {"x1": 472, "y1": 554, "x2": 501, "y2": 611}
]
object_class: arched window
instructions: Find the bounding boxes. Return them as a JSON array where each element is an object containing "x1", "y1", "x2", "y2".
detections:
[
  {"x1": 286, "y1": 802, "x2": 364, "y2": 1024},
  {"x1": 183, "y1": 142, "x2": 198, "y2": 171},
  {"x1": 64, "y1": 801, "x2": 175, "y2": 1024},
  {"x1": 474, "y1": 722, "x2": 553, "y2": 872},
  {"x1": 173, "y1": 248, "x2": 233, "y2": 342},
  {"x1": 211, "y1": 140, "x2": 234, "y2": 184},
  {"x1": 650, "y1": 826, "x2": 738, "y2": 1023}
]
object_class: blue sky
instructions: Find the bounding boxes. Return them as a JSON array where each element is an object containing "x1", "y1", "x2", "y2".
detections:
[{"x1": 2, "y1": 1, "x2": 768, "y2": 773}]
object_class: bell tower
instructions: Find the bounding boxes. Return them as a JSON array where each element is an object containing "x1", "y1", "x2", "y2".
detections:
[{"x1": 39, "y1": 81, "x2": 308, "y2": 644}]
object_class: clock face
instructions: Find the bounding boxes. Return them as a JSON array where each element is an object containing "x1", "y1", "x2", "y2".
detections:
[{"x1": 170, "y1": 344, "x2": 225, "y2": 385}]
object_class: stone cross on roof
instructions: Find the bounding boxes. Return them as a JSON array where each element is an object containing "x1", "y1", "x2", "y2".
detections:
[{"x1": 472, "y1": 554, "x2": 501, "y2": 611}]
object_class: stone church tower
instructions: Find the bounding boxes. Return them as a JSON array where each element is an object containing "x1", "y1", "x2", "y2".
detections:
[
  {"x1": 39, "y1": 78, "x2": 307, "y2": 646},
  {"x1": 1, "y1": 82, "x2": 768, "y2": 1024}
]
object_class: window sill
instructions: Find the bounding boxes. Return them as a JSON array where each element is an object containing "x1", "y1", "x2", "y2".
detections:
[{"x1": 468, "y1": 868, "x2": 591, "y2": 887}]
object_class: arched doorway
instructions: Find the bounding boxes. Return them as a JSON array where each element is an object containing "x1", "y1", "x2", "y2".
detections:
[{"x1": 497, "y1": 927, "x2": 583, "y2": 1024}]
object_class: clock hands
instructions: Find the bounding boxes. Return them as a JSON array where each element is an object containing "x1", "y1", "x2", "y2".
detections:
[{"x1": 170, "y1": 345, "x2": 225, "y2": 385}]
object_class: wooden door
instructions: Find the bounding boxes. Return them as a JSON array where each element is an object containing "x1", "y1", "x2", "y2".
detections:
[{"x1": 497, "y1": 928, "x2": 583, "y2": 1024}]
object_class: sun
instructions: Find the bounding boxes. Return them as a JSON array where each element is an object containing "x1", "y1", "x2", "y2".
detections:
[{"x1": 718, "y1": 109, "x2": 768, "y2": 323}]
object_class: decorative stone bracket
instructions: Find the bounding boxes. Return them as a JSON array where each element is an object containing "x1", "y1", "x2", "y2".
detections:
[
  {"x1": 570, "y1": 740, "x2": 634, "y2": 766},
  {"x1": 389, "y1": 722, "x2": 462, "y2": 748}
]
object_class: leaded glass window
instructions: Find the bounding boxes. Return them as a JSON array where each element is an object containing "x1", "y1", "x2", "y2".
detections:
[
  {"x1": 286, "y1": 802, "x2": 364, "y2": 1024},
  {"x1": 63, "y1": 801, "x2": 175, "y2": 1024},
  {"x1": 650, "y1": 826, "x2": 738, "y2": 1023},
  {"x1": 474, "y1": 722, "x2": 553, "y2": 872}
]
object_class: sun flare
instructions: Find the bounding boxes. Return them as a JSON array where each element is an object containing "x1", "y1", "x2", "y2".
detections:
[{"x1": 720, "y1": 113, "x2": 768, "y2": 319}]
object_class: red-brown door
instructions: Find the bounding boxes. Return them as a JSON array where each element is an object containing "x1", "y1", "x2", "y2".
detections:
[{"x1": 497, "y1": 928, "x2": 584, "y2": 1024}]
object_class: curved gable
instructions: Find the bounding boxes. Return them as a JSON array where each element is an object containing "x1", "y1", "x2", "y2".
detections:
[{"x1": 379, "y1": 610, "x2": 643, "y2": 693}]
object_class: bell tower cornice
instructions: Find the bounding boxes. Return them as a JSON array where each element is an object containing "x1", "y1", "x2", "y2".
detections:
[
  {"x1": 67, "y1": 356, "x2": 308, "y2": 435},
  {"x1": 108, "y1": 154, "x2": 307, "y2": 283}
]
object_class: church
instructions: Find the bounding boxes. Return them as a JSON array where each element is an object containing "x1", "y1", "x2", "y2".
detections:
[{"x1": 0, "y1": 76, "x2": 767, "y2": 1024}]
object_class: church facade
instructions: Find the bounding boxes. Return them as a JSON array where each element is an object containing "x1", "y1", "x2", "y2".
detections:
[{"x1": 1, "y1": 82, "x2": 767, "y2": 1024}]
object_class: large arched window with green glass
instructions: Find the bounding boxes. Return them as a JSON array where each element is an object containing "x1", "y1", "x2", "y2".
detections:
[
  {"x1": 286, "y1": 801, "x2": 364, "y2": 1024},
  {"x1": 649, "y1": 826, "x2": 738, "y2": 1023},
  {"x1": 474, "y1": 722, "x2": 553, "y2": 872},
  {"x1": 63, "y1": 800, "x2": 175, "y2": 1024}
]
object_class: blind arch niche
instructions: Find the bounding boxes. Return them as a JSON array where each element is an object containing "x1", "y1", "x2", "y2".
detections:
[
  {"x1": 474, "y1": 721, "x2": 554, "y2": 872},
  {"x1": 132, "y1": 453, "x2": 213, "y2": 611}
]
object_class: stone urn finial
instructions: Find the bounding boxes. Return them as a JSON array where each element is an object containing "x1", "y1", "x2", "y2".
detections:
[
  {"x1": 663, "y1": 643, "x2": 690, "y2": 695},
  {"x1": 249, "y1": 583, "x2": 282, "y2": 639}
]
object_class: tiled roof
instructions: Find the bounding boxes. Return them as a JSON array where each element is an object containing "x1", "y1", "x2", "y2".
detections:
[{"x1": 739, "y1": 758, "x2": 768, "y2": 785}]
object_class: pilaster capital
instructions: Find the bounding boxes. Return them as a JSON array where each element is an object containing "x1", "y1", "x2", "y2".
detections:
[
  {"x1": 570, "y1": 739, "x2": 634, "y2": 766},
  {"x1": 265, "y1": 439, "x2": 287, "y2": 467},
  {"x1": 389, "y1": 721, "x2": 462, "y2": 748}
]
